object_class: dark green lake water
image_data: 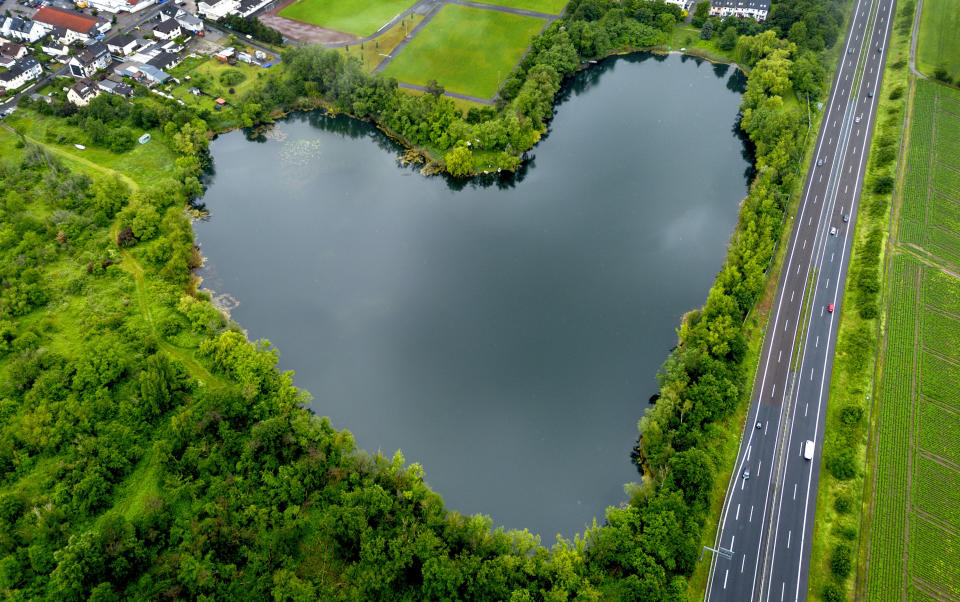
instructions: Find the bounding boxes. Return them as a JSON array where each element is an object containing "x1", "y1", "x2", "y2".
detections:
[{"x1": 195, "y1": 53, "x2": 750, "y2": 539}]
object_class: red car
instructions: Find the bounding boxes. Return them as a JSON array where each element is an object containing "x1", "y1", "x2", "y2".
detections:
[{"x1": 827, "y1": 303, "x2": 834, "y2": 313}]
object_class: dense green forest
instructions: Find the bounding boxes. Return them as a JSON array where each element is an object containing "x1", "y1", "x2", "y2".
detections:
[{"x1": 0, "y1": 0, "x2": 849, "y2": 599}]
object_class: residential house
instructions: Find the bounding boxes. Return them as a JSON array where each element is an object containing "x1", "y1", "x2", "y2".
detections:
[
  {"x1": 708, "y1": 0, "x2": 771, "y2": 21},
  {"x1": 67, "y1": 78, "x2": 100, "y2": 106},
  {"x1": 106, "y1": 33, "x2": 138, "y2": 56},
  {"x1": 32, "y1": 7, "x2": 107, "y2": 44},
  {"x1": 197, "y1": 0, "x2": 238, "y2": 20},
  {"x1": 114, "y1": 60, "x2": 168, "y2": 84},
  {"x1": 152, "y1": 18, "x2": 182, "y2": 41},
  {"x1": 0, "y1": 17, "x2": 48, "y2": 43},
  {"x1": 68, "y1": 41, "x2": 111, "y2": 78},
  {"x1": 97, "y1": 78, "x2": 133, "y2": 98},
  {"x1": 146, "y1": 50, "x2": 179, "y2": 71},
  {"x1": 175, "y1": 11, "x2": 203, "y2": 33},
  {"x1": 238, "y1": 0, "x2": 271, "y2": 18},
  {"x1": 0, "y1": 43, "x2": 28, "y2": 60},
  {"x1": 41, "y1": 38, "x2": 70, "y2": 58},
  {"x1": 0, "y1": 55, "x2": 42, "y2": 91},
  {"x1": 157, "y1": 4, "x2": 179, "y2": 21}
]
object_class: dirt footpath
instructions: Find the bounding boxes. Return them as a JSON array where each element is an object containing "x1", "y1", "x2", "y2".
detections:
[{"x1": 260, "y1": 0, "x2": 358, "y2": 45}]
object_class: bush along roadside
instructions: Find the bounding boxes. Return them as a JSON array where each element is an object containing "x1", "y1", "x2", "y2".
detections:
[{"x1": 809, "y1": 2, "x2": 914, "y2": 600}]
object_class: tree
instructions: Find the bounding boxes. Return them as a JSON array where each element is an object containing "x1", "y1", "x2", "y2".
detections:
[
  {"x1": 700, "y1": 20, "x2": 713, "y2": 40},
  {"x1": 425, "y1": 79, "x2": 445, "y2": 98},
  {"x1": 444, "y1": 145, "x2": 472, "y2": 176},
  {"x1": 691, "y1": 0, "x2": 710, "y2": 27},
  {"x1": 717, "y1": 25, "x2": 738, "y2": 51}
]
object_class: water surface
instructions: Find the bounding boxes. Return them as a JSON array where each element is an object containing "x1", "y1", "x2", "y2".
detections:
[{"x1": 195, "y1": 53, "x2": 751, "y2": 539}]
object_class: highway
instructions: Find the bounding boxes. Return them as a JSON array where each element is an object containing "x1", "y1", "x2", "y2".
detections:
[{"x1": 704, "y1": 0, "x2": 896, "y2": 600}]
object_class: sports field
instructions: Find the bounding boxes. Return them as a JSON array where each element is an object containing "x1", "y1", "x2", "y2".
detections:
[
  {"x1": 466, "y1": 0, "x2": 568, "y2": 15},
  {"x1": 278, "y1": 0, "x2": 416, "y2": 37},
  {"x1": 381, "y1": 4, "x2": 547, "y2": 99},
  {"x1": 863, "y1": 77, "x2": 960, "y2": 601}
]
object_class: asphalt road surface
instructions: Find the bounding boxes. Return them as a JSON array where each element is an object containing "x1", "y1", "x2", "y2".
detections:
[{"x1": 705, "y1": 0, "x2": 896, "y2": 600}]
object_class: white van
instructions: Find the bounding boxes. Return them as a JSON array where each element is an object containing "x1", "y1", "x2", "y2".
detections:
[{"x1": 804, "y1": 440, "x2": 815, "y2": 460}]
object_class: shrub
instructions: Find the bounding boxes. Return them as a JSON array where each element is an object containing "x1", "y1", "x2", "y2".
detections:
[
  {"x1": 830, "y1": 543, "x2": 852, "y2": 578},
  {"x1": 834, "y1": 495, "x2": 851, "y2": 514},
  {"x1": 219, "y1": 70, "x2": 247, "y2": 87},
  {"x1": 826, "y1": 451, "x2": 857, "y2": 480}
]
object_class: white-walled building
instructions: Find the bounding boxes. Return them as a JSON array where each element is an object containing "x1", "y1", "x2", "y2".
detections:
[
  {"x1": 0, "y1": 56, "x2": 42, "y2": 91},
  {"x1": 708, "y1": 0, "x2": 771, "y2": 21},
  {"x1": 67, "y1": 78, "x2": 100, "y2": 106}
]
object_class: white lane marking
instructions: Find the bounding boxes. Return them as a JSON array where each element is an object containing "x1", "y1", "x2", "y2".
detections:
[
  {"x1": 844, "y1": 74, "x2": 848, "y2": 81},
  {"x1": 793, "y1": 483, "x2": 797, "y2": 500},
  {"x1": 826, "y1": 278, "x2": 831, "y2": 289},
  {"x1": 785, "y1": 319, "x2": 790, "y2": 331},
  {"x1": 764, "y1": 421, "x2": 769, "y2": 435},
  {"x1": 771, "y1": 384, "x2": 776, "y2": 397},
  {"x1": 741, "y1": 477, "x2": 746, "y2": 491},
  {"x1": 778, "y1": 349, "x2": 783, "y2": 363},
  {"x1": 803, "y1": 239, "x2": 807, "y2": 250},
  {"x1": 736, "y1": 504, "x2": 741, "y2": 520},
  {"x1": 789, "y1": 7, "x2": 898, "y2": 600},
  {"x1": 747, "y1": 445, "x2": 751, "y2": 461},
  {"x1": 797, "y1": 263, "x2": 801, "y2": 275},
  {"x1": 749, "y1": 505, "x2": 754, "y2": 522},
  {"x1": 820, "y1": 306, "x2": 825, "y2": 316},
  {"x1": 856, "y1": 128, "x2": 860, "y2": 136},
  {"x1": 833, "y1": 119, "x2": 837, "y2": 127},
  {"x1": 791, "y1": 290, "x2": 795, "y2": 302},
  {"x1": 849, "y1": 164, "x2": 853, "y2": 173},
  {"x1": 808, "y1": 216, "x2": 812, "y2": 225},
  {"x1": 810, "y1": 368, "x2": 814, "y2": 381},
  {"x1": 831, "y1": 252, "x2": 835, "y2": 262},
  {"x1": 819, "y1": 174, "x2": 823, "y2": 183},
  {"x1": 844, "y1": 184, "x2": 848, "y2": 193},
  {"x1": 730, "y1": 535, "x2": 735, "y2": 550},
  {"x1": 815, "y1": 194, "x2": 819, "y2": 202},
  {"x1": 854, "y1": 145, "x2": 858, "y2": 154},
  {"x1": 787, "y1": 531, "x2": 792, "y2": 549},
  {"x1": 805, "y1": 402, "x2": 808, "y2": 417},
  {"x1": 724, "y1": 570, "x2": 729, "y2": 589},
  {"x1": 828, "y1": 137, "x2": 833, "y2": 144},
  {"x1": 758, "y1": 460, "x2": 762, "y2": 474},
  {"x1": 741, "y1": 554, "x2": 746, "y2": 573},
  {"x1": 781, "y1": 581, "x2": 785, "y2": 601}
]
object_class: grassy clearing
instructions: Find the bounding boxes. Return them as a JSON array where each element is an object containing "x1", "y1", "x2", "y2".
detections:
[
  {"x1": 466, "y1": 0, "x2": 567, "y2": 15},
  {"x1": 278, "y1": 0, "x2": 416, "y2": 37},
  {"x1": 669, "y1": 26, "x2": 737, "y2": 63},
  {"x1": 336, "y1": 14, "x2": 424, "y2": 72},
  {"x1": 381, "y1": 4, "x2": 546, "y2": 99},
  {"x1": 916, "y1": 0, "x2": 960, "y2": 84}
]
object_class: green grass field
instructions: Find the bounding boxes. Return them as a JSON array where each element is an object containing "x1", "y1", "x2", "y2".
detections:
[
  {"x1": 466, "y1": 0, "x2": 567, "y2": 15},
  {"x1": 897, "y1": 80, "x2": 960, "y2": 266},
  {"x1": 916, "y1": 0, "x2": 960, "y2": 83},
  {"x1": 863, "y1": 75, "x2": 960, "y2": 600},
  {"x1": 278, "y1": 0, "x2": 416, "y2": 37},
  {"x1": 381, "y1": 4, "x2": 546, "y2": 99}
]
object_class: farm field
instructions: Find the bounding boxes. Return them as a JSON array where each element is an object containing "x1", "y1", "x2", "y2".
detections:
[
  {"x1": 916, "y1": 0, "x2": 960, "y2": 83},
  {"x1": 897, "y1": 79, "x2": 960, "y2": 266},
  {"x1": 380, "y1": 4, "x2": 547, "y2": 99},
  {"x1": 466, "y1": 0, "x2": 567, "y2": 15},
  {"x1": 278, "y1": 0, "x2": 416, "y2": 37}
]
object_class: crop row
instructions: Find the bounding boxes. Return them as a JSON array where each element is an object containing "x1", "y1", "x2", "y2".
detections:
[
  {"x1": 919, "y1": 306, "x2": 960, "y2": 357},
  {"x1": 866, "y1": 256, "x2": 919, "y2": 600},
  {"x1": 908, "y1": 582, "x2": 941, "y2": 602},
  {"x1": 922, "y1": 265, "x2": 960, "y2": 316},
  {"x1": 912, "y1": 454, "x2": 960, "y2": 529},
  {"x1": 928, "y1": 194, "x2": 960, "y2": 236},
  {"x1": 916, "y1": 399, "x2": 960, "y2": 466},
  {"x1": 910, "y1": 514, "x2": 960, "y2": 599},
  {"x1": 932, "y1": 161, "x2": 960, "y2": 200},
  {"x1": 933, "y1": 113, "x2": 960, "y2": 167},
  {"x1": 898, "y1": 83, "x2": 937, "y2": 245},
  {"x1": 925, "y1": 226, "x2": 960, "y2": 269},
  {"x1": 918, "y1": 350, "x2": 960, "y2": 411}
]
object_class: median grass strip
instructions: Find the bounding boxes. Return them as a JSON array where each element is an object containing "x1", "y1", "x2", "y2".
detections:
[
  {"x1": 278, "y1": 0, "x2": 417, "y2": 37},
  {"x1": 381, "y1": 4, "x2": 547, "y2": 99}
]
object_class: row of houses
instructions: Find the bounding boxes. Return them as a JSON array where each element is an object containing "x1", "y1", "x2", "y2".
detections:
[
  {"x1": 663, "y1": 0, "x2": 771, "y2": 21},
  {"x1": 65, "y1": 76, "x2": 132, "y2": 105},
  {"x1": 0, "y1": 6, "x2": 110, "y2": 46},
  {"x1": 197, "y1": 0, "x2": 271, "y2": 21}
]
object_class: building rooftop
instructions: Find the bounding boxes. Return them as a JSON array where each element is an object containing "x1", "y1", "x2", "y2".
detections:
[{"x1": 32, "y1": 6, "x2": 100, "y2": 34}]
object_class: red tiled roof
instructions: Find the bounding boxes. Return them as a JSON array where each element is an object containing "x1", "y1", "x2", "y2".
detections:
[{"x1": 32, "y1": 6, "x2": 99, "y2": 34}]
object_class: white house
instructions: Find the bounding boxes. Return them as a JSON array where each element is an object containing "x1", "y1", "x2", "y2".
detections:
[
  {"x1": 0, "y1": 43, "x2": 28, "y2": 60},
  {"x1": 197, "y1": 0, "x2": 238, "y2": 20},
  {"x1": 708, "y1": 0, "x2": 771, "y2": 21},
  {"x1": 68, "y1": 41, "x2": 111, "y2": 78},
  {"x1": 67, "y1": 78, "x2": 101, "y2": 106},
  {"x1": 0, "y1": 17, "x2": 49, "y2": 43},
  {"x1": 32, "y1": 7, "x2": 106, "y2": 44},
  {"x1": 106, "y1": 33, "x2": 138, "y2": 56},
  {"x1": 152, "y1": 18, "x2": 182, "y2": 40},
  {"x1": 41, "y1": 39, "x2": 70, "y2": 58},
  {"x1": 175, "y1": 11, "x2": 204, "y2": 33},
  {"x1": 0, "y1": 55, "x2": 42, "y2": 91},
  {"x1": 238, "y1": 0, "x2": 271, "y2": 18}
]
